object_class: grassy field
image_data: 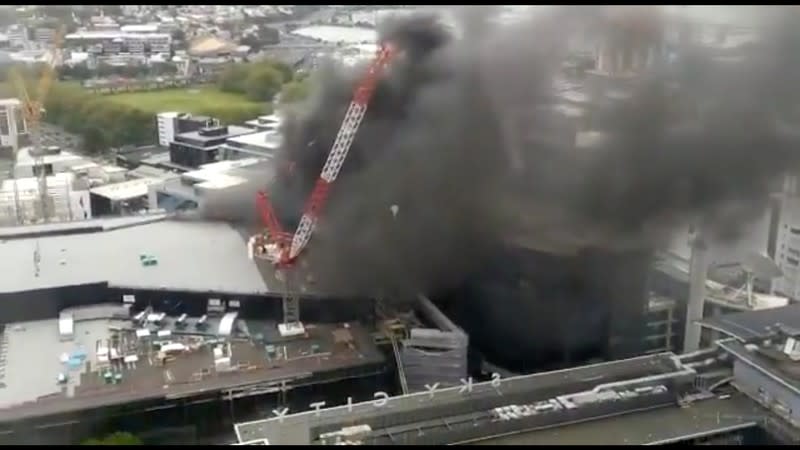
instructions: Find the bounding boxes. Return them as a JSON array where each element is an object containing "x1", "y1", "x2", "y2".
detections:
[{"x1": 106, "y1": 86, "x2": 263, "y2": 115}]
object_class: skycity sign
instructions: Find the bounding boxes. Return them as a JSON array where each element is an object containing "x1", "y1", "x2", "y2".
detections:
[{"x1": 270, "y1": 373, "x2": 503, "y2": 423}]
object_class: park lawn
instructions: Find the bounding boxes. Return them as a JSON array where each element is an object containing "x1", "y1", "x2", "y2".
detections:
[{"x1": 105, "y1": 86, "x2": 264, "y2": 116}]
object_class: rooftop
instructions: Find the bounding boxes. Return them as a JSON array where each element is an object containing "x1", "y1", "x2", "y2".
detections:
[
  {"x1": 698, "y1": 303, "x2": 800, "y2": 341},
  {"x1": 291, "y1": 26, "x2": 376, "y2": 45},
  {"x1": 718, "y1": 339, "x2": 800, "y2": 397},
  {"x1": 0, "y1": 304, "x2": 384, "y2": 422},
  {"x1": 465, "y1": 394, "x2": 763, "y2": 445},
  {"x1": 654, "y1": 254, "x2": 790, "y2": 312},
  {"x1": 15, "y1": 148, "x2": 85, "y2": 168},
  {"x1": 224, "y1": 131, "x2": 282, "y2": 153},
  {"x1": 65, "y1": 31, "x2": 171, "y2": 40},
  {"x1": 177, "y1": 125, "x2": 255, "y2": 145},
  {"x1": 89, "y1": 177, "x2": 165, "y2": 202},
  {"x1": 235, "y1": 352, "x2": 688, "y2": 444},
  {"x1": 189, "y1": 35, "x2": 237, "y2": 56},
  {"x1": 0, "y1": 217, "x2": 270, "y2": 296}
]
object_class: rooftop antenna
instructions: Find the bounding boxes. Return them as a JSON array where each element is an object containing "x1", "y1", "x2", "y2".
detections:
[{"x1": 737, "y1": 251, "x2": 783, "y2": 308}]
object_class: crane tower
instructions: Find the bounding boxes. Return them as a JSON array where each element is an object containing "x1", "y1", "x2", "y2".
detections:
[
  {"x1": 250, "y1": 44, "x2": 396, "y2": 337},
  {"x1": 9, "y1": 25, "x2": 66, "y2": 224}
]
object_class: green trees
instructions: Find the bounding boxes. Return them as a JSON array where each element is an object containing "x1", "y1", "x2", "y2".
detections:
[
  {"x1": 245, "y1": 66, "x2": 284, "y2": 102},
  {"x1": 218, "y1": 60, "x2": 293, "y2": 102},
  {"x1": 81, "y1": 431, "x2": 142, "y2": 445},
  {"x1": 280, "y1": 78, "x2": 312, "y2": 104},
  {"x1": 43, "y1": 84, "x2": 156, "y2": 153}
]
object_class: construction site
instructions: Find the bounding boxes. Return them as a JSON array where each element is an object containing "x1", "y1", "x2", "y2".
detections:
[{"x1": 0, "y1": 5, "x2": 800, "y2": 445}]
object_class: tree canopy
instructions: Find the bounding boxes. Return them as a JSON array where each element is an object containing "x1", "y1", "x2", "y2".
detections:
[
  {"x1": 280, "y1": 77, "x2": 312, "y2": 104},
  {"x1": 218, "y1": 60, "x2": 293, "y2": 102}
]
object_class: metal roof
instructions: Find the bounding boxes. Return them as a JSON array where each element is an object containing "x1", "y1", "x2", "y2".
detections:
[
  {"x1": 698, "y1": 303, "x2": 800, "y2": 341},
  {"x1": 0, "y1": 217, "x2": 270, "y2": 295},
  {"x1": 717, "y1": 339, "x2": 800, "y2": 396}
]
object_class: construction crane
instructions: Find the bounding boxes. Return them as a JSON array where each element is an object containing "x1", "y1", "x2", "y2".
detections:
[
  {"x1": 9, "y1": 25, "x2": 66, "y2": 224},
  {"x1": 250, "y1": 43, "x2": 397, "y2": 337}
]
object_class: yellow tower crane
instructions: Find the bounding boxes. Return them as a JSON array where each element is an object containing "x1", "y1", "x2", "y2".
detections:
[{"x1": 8, "y1": 25, "x2": 66, "y2": 224}]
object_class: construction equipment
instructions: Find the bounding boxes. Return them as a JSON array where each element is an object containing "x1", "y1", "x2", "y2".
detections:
[
  {"x1": 250, "y1": 43, "x2": 397, "y2": 337},
  {"x1": 8, "y1": 25, "x2": 66, "y2": 224}
]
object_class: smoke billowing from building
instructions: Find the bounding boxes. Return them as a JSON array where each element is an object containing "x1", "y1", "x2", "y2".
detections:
[{"x1": 199, "y1": 6, "x2": 800, "y2": 300}]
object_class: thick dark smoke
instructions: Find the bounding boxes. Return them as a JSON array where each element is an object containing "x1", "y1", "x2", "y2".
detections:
[{"x1": 197, "y1": 6, "x2": 800, "y2": 299}]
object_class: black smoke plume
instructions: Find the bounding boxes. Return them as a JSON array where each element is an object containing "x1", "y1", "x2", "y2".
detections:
[{"x1": 196, "y1": 6, "x2": 800, "y2": 299}]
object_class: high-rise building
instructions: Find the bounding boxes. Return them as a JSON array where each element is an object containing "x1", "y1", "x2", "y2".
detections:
[{"x1": 0, "y1": 98, "x2": 27, "y2": 151}]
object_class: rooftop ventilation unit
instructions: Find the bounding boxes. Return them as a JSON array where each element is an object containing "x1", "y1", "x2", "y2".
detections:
[{"x1": 198, "y1": 126, "x2": 228, "y2": 137}]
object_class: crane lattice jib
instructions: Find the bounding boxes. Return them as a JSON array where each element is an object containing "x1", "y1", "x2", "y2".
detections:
[
  {"x1": 256, "y1": 191, "x2": 293, "y2": 247},
  {"x1": 287, "y1": 44, "x2": 396, "y2": 261},
  {"x1": 255, "y1": 44, "x2": 396, "y2": 266}
]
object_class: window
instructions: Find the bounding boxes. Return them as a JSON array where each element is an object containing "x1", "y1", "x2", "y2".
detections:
[
  {"x1": 0, "y1": 110, "x2": 9, "y2": 135},
  {"x1": 15, "y1": 110, "x2": 25, "y2": 134}
]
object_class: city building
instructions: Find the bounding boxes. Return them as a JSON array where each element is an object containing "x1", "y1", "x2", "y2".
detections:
[
  {"x1": 13, "y1": 147, "x2": 95, "y2": 179},
  {"x1": 0, "y1": 98, "x2": 26, "y2": 151},
  {"x1": 0, "y1": 172, "x2": 91, "y2": 226},
  {"x1": 32, "y1": 27, "x2": 56, "y2": 46},
  {"x1": 769, "y1": 185, "x2": 800, "y2": 299},
  {"x1": 5, "y1": 25, "x2": 28, "y2": 49},
  {"x1": 701, "y1": 303, "x2": 800, "y2": 432},
  {"x1": 65, "y1": 30, "x2": 172, "y2": 56},
  {"x1": 232, "y1": 351, "x2": 750, "y2": 445},
  {"x1": 220, "y1": 130, "x2": 282, "y2": 160},
  {"x1": 89, "y1": 177, "x2": 165, "y2": 217},
  {"x1": 156, "y1": 112, "x2": 215, "y2": 148},
  {"x1": 243, "y1": 114, "x2": 282, "y2": 132},
  {"x1": 168, "y1": 125, "x2": 256, "y2": 169},
  {"x1": 147, "y1": 157, "x2": 266, "y2": 213},
  {"x1": 0, "y1": 215, "x2": 383, "y2": 444}
]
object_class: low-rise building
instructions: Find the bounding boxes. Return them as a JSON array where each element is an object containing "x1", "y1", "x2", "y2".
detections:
[
  {"x1": 0, "y1": 98, "x2": 26, "y2": 151},
  {"x1": 169, "y1": 125, "x2": 256, "y2": 169},
  {"x1": 156, "y1": 112, "x2": 215, "y2": 148},
  {"x1": 89, "y1": 177, "x2": 164, "y2": 217},
  {"x1": 65, "y1": 30, "x2": 172, "y2": 56},
  {"x1": 220, "y1": 130, "x2": 281, "y2": 161},
  {"x1": 147, "y1": 157, "x2": 265, "y2": 213}
]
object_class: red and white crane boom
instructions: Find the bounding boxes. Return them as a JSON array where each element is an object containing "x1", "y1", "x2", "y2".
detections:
[{"x1": 255, "y1": 44, "x2": 397, "y2": 268}]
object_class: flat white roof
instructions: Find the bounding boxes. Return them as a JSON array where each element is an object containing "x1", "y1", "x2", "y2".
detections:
[
  {"x1": 90, "y1": 177, "x2": 163, "y2": 201},
  {"x1": 2, "y1": 173, "x2": 75, "y2": 193},
  {"x1": 0, "y1": 218, "x2": 270, "y2": 295},
  {"x1": 226, "y1": 131, "x2": 282, "y2": 151},
  {"x1": 0, "y1": 98, "x2": 21, "y2": 107},
  {"x1": 66, "y1": 31, "x2": 171, "y2": 40},
  {"x1": 195, "y1": 175, "x2": 248, "y2": 190},
  {"x1": 15, "y1": 148, "x2": 86, "y2": 167},
  {"x1": 183, "y1": 158, "x2": 263, "y2": 183},
  {"x1": 0, "y1": 316, "x2": 118, "y2": 409},
  {"x1": 120, "y1": 24, "x2": 160, "y2": 33},
  {"x1": 291, "y1": 25, "x2": 376, "y2": 44}
]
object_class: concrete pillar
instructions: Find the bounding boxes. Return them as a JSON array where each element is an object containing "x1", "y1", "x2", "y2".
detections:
[{"x1": 683, "y1": 234, "x2": 708, "y2": 353}]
